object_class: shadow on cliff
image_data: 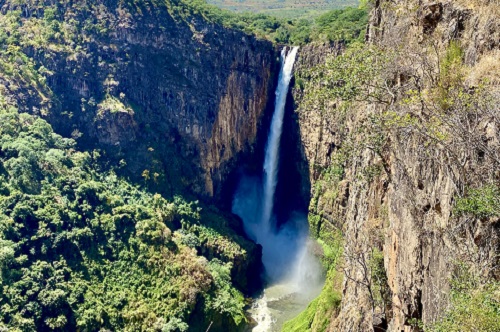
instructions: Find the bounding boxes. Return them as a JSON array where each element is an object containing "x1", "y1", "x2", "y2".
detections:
[
  {"x1": 222, "y1": 73, "x2": 313, "y2": 287},
  {"x1": 275, "y1": 77, "x2": 311, "y2": 228},
  {"x1": 218, "y1": 71, "x2": 311, "y2": 216}
]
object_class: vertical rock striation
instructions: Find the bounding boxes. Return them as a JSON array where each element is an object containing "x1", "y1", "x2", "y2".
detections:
[
  {"x1": 0, "y1": 0, "x2": 279, "y2": 199},
  {"x1": 294, "y1": 1, "x2": 499, "y2": 331}
]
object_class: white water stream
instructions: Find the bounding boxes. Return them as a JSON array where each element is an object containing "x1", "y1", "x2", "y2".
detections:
[
  {"x1": 260, "y1": 46, "x2": 299, "y2": 234},
  {"x1": 233, "y1": 47, "x2": 323, "y2": 331}
]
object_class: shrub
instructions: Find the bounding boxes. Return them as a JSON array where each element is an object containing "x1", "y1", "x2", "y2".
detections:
[
  {"x1": 427, "y1": 265, "x2": 500, "y2": 332},
  {"x1": 454, "y1": 185, "x2": 500, "y2": 219}
]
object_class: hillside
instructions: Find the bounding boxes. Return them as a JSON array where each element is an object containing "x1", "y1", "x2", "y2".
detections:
[
  {"x1": 285, "y1": 0, "x2": 500, "y2": 331},
  {"x1": 0, "y1": 0, "x2": 269, "y2": 331},
  {"x1": 0, "y1": 104, "x2": 264, "y2": 331},
  {"x1": 206, "y1": 0, "x2": 359, "y2": 19},
  {"x1": 0, "y1": 0, "x2": 498, "y2": 331}
]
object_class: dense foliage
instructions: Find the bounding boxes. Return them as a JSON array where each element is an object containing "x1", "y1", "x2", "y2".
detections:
[
  {"x1": 178, "y1": 0, "x2": 368, "y2": 44},
  {"x1": 0, "y1": 105, "x2": 251, "y2": 331},
  {"x1": 454, "y1": 185, "x2": 500, "y2": 219}
]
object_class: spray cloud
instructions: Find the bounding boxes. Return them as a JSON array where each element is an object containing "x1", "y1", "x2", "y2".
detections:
[{"x1": 232, "y1": 47, "x2": 323, "y2": 296}]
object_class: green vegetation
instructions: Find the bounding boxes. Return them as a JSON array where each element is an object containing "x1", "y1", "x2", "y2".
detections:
[
  {"x1": 454, "y1": 185, "x2": 500, "y2": 219},
  {"x1": 312, "y1": 7, "x2": 368, "y2": 43},
  {"x1": 177, "y1": 0, "x2": 368, "y2": 44},
  {"x1": 426, "y1": 264, "x2": 500, "y2": 332},
  {"x1": 435, "y1": 41, "x2": 466, "y2": 110},
  {"x1": 0, "y1": 105, "x2": 251, "y2": 331},
  {"x1": 314, "y1": 222, "x2": 343, "y2": 272},
  {"x1": 282, "y1": 269, "x2": 342, "y2": 332},
  {"x1": 206, "y1": 0, "x2": 359, "y2": 19},
  {"x1": 299, "y1": 42, "x2": 395, "y2": 106},
  {"x1": 369, "y1": 248, "x2": 390, "y2": 311},
  {"x1": 282, "y1": 213, "x2": 344, "y2": 331}
]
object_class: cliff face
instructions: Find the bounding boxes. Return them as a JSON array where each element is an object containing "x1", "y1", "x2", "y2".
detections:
[
  {"x1": 2, "y1": 1, "x2": 497, "y2": 330},
  {"x1": 0, "y1": 0, "x2": 278, "y2": 199},
  {"x1": 294, "y1": 1, "x2": 499, "y2": 331},
  {"x1": 0, "y1": 2, "x2": 278, "y2": 320}
]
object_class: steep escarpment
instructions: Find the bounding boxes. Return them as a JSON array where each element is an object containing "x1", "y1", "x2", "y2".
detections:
[
  {"x1": 293, "y1": 1, "x2": 499, "y2": 331},
  {"x1": 0, "y1": 105, "x2": 265, "y2": 331},
  {"x1": 0, "y1": 0, "x2": 278, "y2": 199},
  {"x1": 1, "y1": 0, "x2": 497, "y2": 331},
  {"x1": 0, "y1": 1, "x2": 281, "y2": 331}
]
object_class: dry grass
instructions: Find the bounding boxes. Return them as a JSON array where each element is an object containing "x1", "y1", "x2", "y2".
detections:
[
  {"x1": 467, "y1": 50, "x2": 500, "y2": 86},
  {"x1": 454, "y1": 0, "x2": 500, "y2": 32},
  {"x1": 455, "y1": 0, "x2": 500, "y2": 14}
]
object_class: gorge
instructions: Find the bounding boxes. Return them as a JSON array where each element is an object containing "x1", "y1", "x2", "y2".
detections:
[
  {"x1": 0, "y1": 0, "x2": 498, "y2": 332},
  {"x1": 233, "y1": 46, "x2": 323, "y2": 331}
]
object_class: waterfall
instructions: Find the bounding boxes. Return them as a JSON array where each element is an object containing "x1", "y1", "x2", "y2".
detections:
[
  {"x1": 261, "y1": 46, "x2": 299, "y2": 231},
  {"x1": 233, "y1": 46, "x2": 305, "y2": 281},
  {"x1": 233, "y1": 46, "x2": 322, "y2": 331}
]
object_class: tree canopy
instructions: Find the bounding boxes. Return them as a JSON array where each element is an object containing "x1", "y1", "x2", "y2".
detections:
[{"x1": 0, "y1": 105, "x2": 251, "y2": 331}]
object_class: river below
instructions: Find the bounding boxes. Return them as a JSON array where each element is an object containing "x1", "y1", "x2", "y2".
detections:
[{"x1": 248, "y1": 280, "x2": 323, "y2": 331}]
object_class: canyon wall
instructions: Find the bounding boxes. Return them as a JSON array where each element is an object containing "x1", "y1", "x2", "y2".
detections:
[
  {"x1": 293, "y1": 1, "x2": 499, "y2": 331},
  {"x1": 0, "y1": 1, "x2": 279, "y2": 315},
  {"x1": 2, "y1": 1, "x2": 497, "y2": 330},
  {"x1": 0, "y1": 0, "x2": 278, "y2": 199}
]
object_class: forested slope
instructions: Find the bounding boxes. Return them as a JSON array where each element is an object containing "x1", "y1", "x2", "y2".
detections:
[
  {"x1": 0, "y1": 103, "x2": 261, "y2": 331},
  {"x1": 0, "y1": 1, "x2": 272, "y2": 330}
]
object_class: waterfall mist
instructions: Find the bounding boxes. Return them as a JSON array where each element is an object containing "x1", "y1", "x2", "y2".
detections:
[{"x1": 232, "y1": 47, "x2": 323, "y2": 299}]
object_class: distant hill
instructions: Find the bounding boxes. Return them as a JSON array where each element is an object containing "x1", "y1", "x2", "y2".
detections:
[{"x1": 207, "y1": 0, "x2": 360, "y2": 18}]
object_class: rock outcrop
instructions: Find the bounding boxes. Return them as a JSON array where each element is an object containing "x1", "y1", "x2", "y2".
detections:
[
  {"x1": 293, "y1": 1, "x2": 499, "y2": 331},
  {"x1": 0, "y1": 0, "x2": 278, "y2": 199}
]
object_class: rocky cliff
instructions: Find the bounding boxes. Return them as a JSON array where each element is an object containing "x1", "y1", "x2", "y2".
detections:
[
  {"x1": 1, "y1": 0, "x2": 497, "y2": 330},
  {"x1": 0, "y1": 2, "x2": 280, "y2": 326},
  {"x1": 293, "y1": 1, "x2": 499, "y2": 331},
  {"x1": 0, "y1": 0, "x2": 278, "y2": 199}
]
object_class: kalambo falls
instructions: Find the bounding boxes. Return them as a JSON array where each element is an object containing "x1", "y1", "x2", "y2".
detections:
[{"x1": 0, "y1": 1, "x2": 498, "y2": 332}]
